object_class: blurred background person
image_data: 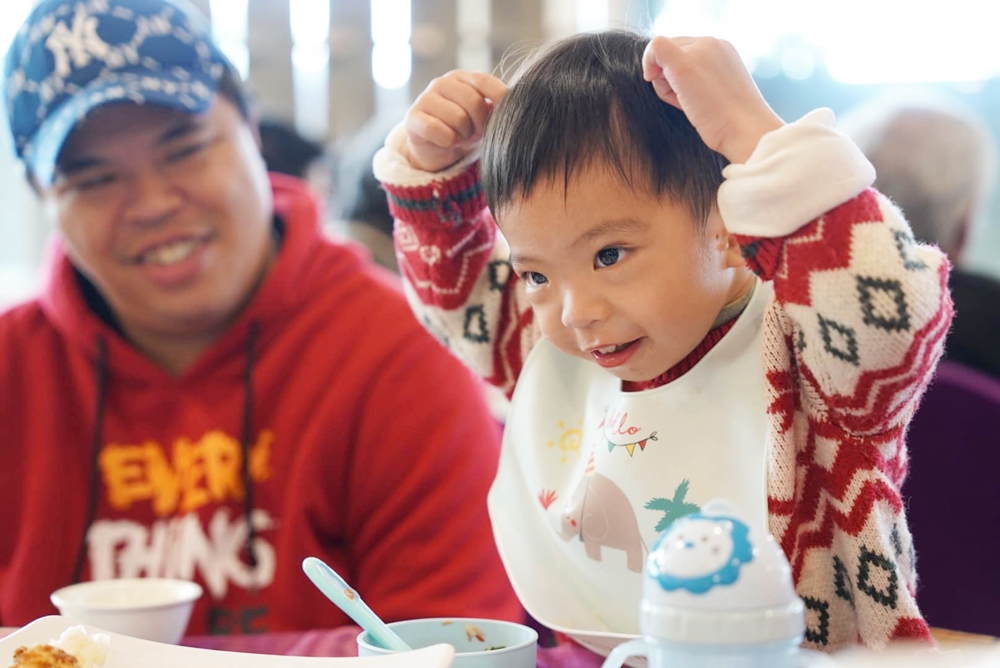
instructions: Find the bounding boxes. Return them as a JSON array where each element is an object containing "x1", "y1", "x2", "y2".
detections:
[
  {"x1": 259, "y1": 114, "x2": 510, "y2": 419},
  {"x1": 840, "y1": 92, "x2": 1000, "y2": 378},
  {"x1": 336, "y1": 114, "x2": 401, "y2": 272},
  {"x1": 258, "y1": 118, "x2": 339, "y2": 220},
  {"x1": 259, "y1": 115, "x2": 398, "y2": 271}
]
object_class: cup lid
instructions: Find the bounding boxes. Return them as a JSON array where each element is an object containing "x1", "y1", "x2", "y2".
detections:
[{"x1": 640, "y1": 499, "x2": 806, "y2": 644}]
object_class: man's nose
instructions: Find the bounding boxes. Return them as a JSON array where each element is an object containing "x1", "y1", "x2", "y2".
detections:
[{"x1": 122, "y1": 168, "x2": 182, "y2": 226}]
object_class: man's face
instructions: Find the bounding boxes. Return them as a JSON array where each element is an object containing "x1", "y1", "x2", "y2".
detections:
[{"x1": 38, "y1": 96, "x2": 274, "y2": 344}]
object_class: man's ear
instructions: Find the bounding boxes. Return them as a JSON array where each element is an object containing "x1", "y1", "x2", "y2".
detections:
[
  {"x1": 248, "y1": 106, "x2": 263, "y2": 151},
  {"x1": 25, "y1": 170, "x2": 43, "y2": 196}
]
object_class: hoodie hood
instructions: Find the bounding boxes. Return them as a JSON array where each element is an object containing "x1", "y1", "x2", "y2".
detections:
[{"x1": 37, "y1": 173, "x2": 366, "y2": 384}]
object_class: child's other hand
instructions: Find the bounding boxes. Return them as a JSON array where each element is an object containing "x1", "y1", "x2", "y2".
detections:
[
  {"x1": 403, "y1": 70, "x2": 508, "y2": 173},
  {"x1": 642, "y1": 36, "x2": 784, "y2": 165}
]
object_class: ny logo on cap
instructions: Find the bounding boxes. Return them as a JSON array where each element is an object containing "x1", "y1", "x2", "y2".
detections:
[{"x1": 45, "y1": 5, "x2": 111, "y2": 79}]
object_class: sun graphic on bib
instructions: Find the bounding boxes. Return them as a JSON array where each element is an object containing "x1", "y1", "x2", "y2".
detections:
[{"x1": 647, "y1": 513, "x2": 754, "y2": 595}]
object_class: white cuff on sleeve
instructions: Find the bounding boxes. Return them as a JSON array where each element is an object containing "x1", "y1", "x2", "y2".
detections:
[
  {"x1": 718, "y1": 108, "x2": 876, "y2": 238},
  {"x1": 372, "y1": 122, "x2": 482, "y2": 188}
]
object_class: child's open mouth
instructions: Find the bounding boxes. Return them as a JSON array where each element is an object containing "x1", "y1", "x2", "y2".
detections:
[{"x1": 590, "y1": 340, "x2": 639, "y2": 368}]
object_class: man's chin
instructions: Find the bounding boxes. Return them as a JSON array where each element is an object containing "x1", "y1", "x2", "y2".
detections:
[{"x1": 146, "y1": 304, "x2": 235, "y2": 337}]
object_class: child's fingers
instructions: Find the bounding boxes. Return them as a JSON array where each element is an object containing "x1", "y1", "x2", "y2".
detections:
[
  {"x1": 449, "y1": 72, "x2": 507, "y2": 138},
  {"x1": 650, "y1": 79, "x2": 679, "y2": 109},
  {"x1": 431, "y1": 93, "x2": 484, "y2": 141},
  {"x1": 459, "y1": 71, "x2": 508, "y2": 106},
  {"x1": 402, "y1": 69, "x2": 507, "y2": 171},
  {"x1": 642, "y1": 35, "x2": 700, "y2": 80},
  {"x1": 643, "y1": 35, "x2": 680, "y2": 80},
  {"x1": 436, "y1": 79, "x2": 499, "y2": 139},
  {"x1": 417, "y1": 71, "x2": 506, "y2": 141},
  {"x1": 406, "y1": 109, "x2": 461, "y2": 149},
  {"x1": 641, "y1": 48, "x2": 662, "y2": 82},
  {"x1": 643, "y1": 38, "x2": 683, "y2": 108}
]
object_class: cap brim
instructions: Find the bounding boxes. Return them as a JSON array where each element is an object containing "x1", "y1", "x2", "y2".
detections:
[{"x1": 28, "y1": 69, "x2": 218, "y2": 187}]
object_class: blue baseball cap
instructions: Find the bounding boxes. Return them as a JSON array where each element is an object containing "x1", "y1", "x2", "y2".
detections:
[{"x1": 3, "y1": 0, "x2": 237, "y2": 186}]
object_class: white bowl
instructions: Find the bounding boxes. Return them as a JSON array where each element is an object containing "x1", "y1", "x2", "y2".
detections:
[{"x1": 50, "y1": 578, "x2": 203, "y2": 644}]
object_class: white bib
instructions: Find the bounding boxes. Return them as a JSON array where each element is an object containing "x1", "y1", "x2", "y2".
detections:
[{"x1": 487, "y1": 280, "x2": 773, "y2": 656}]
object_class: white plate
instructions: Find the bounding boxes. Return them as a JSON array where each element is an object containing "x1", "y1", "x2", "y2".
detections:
[{"x1": 0, "y1": 616, "x2": 455, "y2": 668}]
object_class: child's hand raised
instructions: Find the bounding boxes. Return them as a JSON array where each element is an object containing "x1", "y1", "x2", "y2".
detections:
[
  {"x1": 402, "y1": 70, "x2": 508, "y2": 173},
  {"x1": 642, "y1": 36, "x2": 784, "y2": 165}
]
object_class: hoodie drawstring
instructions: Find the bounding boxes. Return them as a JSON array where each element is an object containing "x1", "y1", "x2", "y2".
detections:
[
  {"x1": 241, "y1": 322, "x2": 259, "y2": 572},
  {"x1": 72, "y1": 337, "x2": 108, "y2": 584},
  {"x1": 70, "y1": 327, "x2": 260, "y2": 587}
]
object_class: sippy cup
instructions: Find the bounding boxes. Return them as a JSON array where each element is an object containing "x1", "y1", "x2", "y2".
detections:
[{"x1": 602, "y1": 499, "x2": 834, "y2": 668}]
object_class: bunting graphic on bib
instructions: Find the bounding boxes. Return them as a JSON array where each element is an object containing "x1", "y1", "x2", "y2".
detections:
[
  {"x1": 608, "y1": 432, "x2": 657, "y2": 456},
  {"x1": 600, "y1": 407, "x2": 657, "y2": 457}
]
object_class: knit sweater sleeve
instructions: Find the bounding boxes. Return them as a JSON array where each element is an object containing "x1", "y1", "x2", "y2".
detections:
[
  {"x1": 720, "y1": 109, "x2": 953, "y2": 436},
  {"x1": 721, "y1": 109, "x2": 952, "y2": 651},
  {"x1": 373, "y1": 124, "x2": 540, "y2": 396}
]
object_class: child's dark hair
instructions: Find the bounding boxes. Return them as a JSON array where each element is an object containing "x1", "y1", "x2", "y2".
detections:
[{"x1": 482, "y1": 30, "x2": 728, "y2": 228}]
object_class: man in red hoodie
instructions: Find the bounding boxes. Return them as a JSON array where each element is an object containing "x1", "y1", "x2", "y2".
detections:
[{"x1": 0, "y1": 0, "x2": 521, "y2": 635}]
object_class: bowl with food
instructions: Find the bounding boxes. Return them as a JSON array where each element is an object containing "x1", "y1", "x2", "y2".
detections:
[
  {"x1": 50, "y1": 578, "x2": 202, "y2": 645},
  {"x1": 357, "y1": 617, "x2": 537, "y2": 668}
]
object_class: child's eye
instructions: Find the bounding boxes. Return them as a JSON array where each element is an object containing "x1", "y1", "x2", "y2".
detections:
[
  {"x1": 521, "y1": 271, "x2": 548, "y2": 287},
  {"x1": 595, "y1": 247, "x2": 626, "y2": 268}
]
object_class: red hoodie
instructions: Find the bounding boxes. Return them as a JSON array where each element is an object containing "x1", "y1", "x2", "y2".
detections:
[{"x1": 0, "y1": 175, "x2": 522, "y2": 634}]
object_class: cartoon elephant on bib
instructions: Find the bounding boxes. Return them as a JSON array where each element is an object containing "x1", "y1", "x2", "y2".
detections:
[{"x1": 559, "y1": 471, "x2": 645, "y2": 573}]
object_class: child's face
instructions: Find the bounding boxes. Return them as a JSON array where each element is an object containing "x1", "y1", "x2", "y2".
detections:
[{"x1": 499, "y1": 163, "x2": 751, "y2": 383}]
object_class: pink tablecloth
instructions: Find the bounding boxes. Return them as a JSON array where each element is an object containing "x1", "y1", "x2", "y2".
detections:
[{"x1": 182, "y1": 627, "x2": 605, "y2": 667}]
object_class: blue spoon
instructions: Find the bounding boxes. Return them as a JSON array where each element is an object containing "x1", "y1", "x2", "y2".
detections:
[{"x1": 302, "y1": 556, "x2": 412, "y2": 652}]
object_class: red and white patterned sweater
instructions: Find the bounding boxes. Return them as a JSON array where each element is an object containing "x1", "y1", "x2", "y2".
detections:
[{"x1": 374, "y1": 109, "x2": 953, "y2": 651}]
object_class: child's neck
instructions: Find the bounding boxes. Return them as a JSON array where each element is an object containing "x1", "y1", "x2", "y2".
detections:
[{"x1": 622, "y1": 279, "x2": 756, "y2": 392}]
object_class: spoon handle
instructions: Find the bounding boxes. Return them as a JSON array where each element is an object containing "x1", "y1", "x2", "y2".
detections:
[{"x1": 302, "y1": 557, "x2": 412, "y2": 652}]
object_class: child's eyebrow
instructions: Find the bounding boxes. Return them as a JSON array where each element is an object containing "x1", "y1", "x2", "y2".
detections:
[
  {"x1": 572, "y1": 217, "x2": 650, "y2": 249},
  {"x1": 508, "y1": 251, "x2": 538, "y2": 267}
]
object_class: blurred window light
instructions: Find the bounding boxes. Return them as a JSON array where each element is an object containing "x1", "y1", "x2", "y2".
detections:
[
  {"x1": 576, "y1": 0, "x2": 609, "y2": 32},
  {"x1": 370, "y1": 0, "x2": 412, "y2": 90},
  {"x1": 653, "y1": 0, "x2": 815, "y2": 74},
  {"x1": 372, "y1": 41, "x2": 412, "y2": 90},
  {"x1": 371, "y1": 0, "x2": 412, "y2": 44},
  {"x1": 653, "y1": 0, "x2": 1000, "y2": 84},
  {"x1": 815, "y1": 0, "x2": 1000, "y2": 84},
  {"x1": 0, "y1": 266, "x2": 36, "y2": 309},
  {"x1": 1, "y1": 0, "x2": 34, "y2": 55},
  {"x1": 779, "y1": 45, "x2": 815, "y2": 81},
  {"x1": 290, "y1": 0, "x2": 331, "y2": 48},
  {"x1": 292, "y1": 44, "x2": 330, "y2": 140},
  {"x1": 290, "y1": 0, "x2": 330, "y2": 140},
  {"x1": 457, "y1": 0, "x2": 491, "y2": 72},
  {"x1": 209, "y1": 0, "x2": 250, "y2": 79},
  {"x1": 543, "y1": 0, "x2": 576, "y2": 39}
]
